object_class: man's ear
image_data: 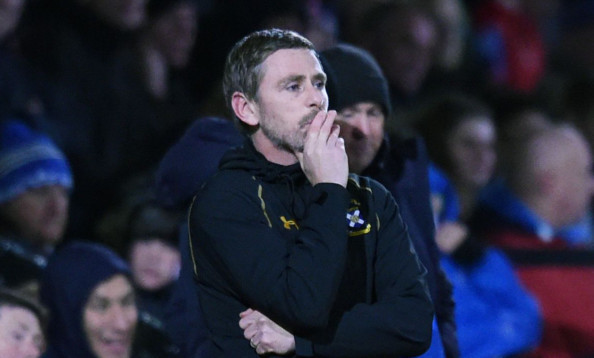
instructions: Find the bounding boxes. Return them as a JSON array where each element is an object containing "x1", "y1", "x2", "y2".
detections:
[{"x1": 231, "y1": 92, "x2": 259, "y2": 127}]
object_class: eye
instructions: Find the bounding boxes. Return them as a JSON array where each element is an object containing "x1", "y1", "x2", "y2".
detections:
[
  {"x1": 340, "y1": 110, "x2": 354, "y2": 119},
  {"x1": 88, "y1": 298, "x2": 110, "y2": 312},
  {"x1": 313, "y1": 79, "x2": 325, "y2": 89},
  {"x1": 287, "y1": 83, "x2": 301, "y2": 92},
  {"x1": 121, "y1": 293, "x2": 136, "y2": 307},
  {"x1": 11, "y1": 331, "x2": 24, "y2": 342},
  {"x1": 368, "y1": 108, "x2": 383, "y2": 118}
]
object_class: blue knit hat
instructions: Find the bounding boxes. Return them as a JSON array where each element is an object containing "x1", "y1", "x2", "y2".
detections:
[{"x1": 0, "y1": 120, "x2": 73, "y2": 204}]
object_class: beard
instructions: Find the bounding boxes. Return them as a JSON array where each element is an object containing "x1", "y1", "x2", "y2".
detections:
[{"x1": 260, "y1": 110, "x2": 319, "y2": 153}]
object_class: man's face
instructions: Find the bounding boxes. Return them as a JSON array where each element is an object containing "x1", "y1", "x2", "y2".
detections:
[
  {"x1": 0, "y1": 305, "x2": 44, "y2": 358},
  {"x1": 129, "y1": 238, "x2": 180, "y2": 291},
  {"x1": 149, "y1": 2, "x2": 197, "y2": 68},
  {"x1": 374, "y1": 10, "x2": 437, "y2": 96},
  {"x1": 335, "y1": 102, "x2": 385, "y2": 174},
  {"x1": 253, "y1": 48, "x2": 328, "y2": 153},
  {"x1": 557, "y1": 137, "x2": 594, "y2": 226},
  {"x1": 0, "y1": 185, "x2": 69, "y2": 247},
  {"x1": 83, "y1": 275, "x2": 137, "y2": 358}
]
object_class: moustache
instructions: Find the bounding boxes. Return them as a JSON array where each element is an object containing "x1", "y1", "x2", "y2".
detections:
[{"x1": 299, "y1": 111, "x2": 322, "y2": 127}]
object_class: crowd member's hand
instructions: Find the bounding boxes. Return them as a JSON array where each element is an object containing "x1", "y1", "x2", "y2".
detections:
[
  {"x1": 295, "y1": 110, "x2": 348, "y2": 188},
  {"x1": 436, "y1": 221, "x2": 468, "y2": 254},
  {"x1": 239, "y1": 308, "x2": 296, "y2": 355}
]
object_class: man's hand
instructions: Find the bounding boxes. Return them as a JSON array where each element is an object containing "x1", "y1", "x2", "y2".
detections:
[
  {"x1": 295, "y1": 110, "x2": 349, "y2": 188},
  {"x1": 239, "y1": 308, "x2": 296, "y2": 356}
]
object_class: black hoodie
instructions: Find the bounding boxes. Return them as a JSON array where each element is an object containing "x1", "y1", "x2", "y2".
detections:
[{"x1": 189, "y1": 139, "x2": 433, "y2": 357}]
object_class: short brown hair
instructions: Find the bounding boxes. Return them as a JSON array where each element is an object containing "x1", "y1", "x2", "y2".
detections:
[{"x1": 222, "y1": 28, "x2": 315, "y2": 134}]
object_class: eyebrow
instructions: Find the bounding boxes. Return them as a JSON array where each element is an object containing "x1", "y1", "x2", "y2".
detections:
[
  {"x1": 278, "y1": 73, "x2": 327, "y2": 88},
  {"x1": 278, "y1": 75, "x2": 305, "y2": 89}
]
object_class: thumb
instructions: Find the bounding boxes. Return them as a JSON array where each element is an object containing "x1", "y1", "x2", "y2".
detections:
[{"x1": 294, "y1": 152, "x2": 304, "y2": 166}]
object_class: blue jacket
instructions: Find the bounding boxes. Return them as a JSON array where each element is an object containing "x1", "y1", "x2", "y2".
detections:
[{"x1": 441, "y1": 249, "x2": 542, "y2": 358}]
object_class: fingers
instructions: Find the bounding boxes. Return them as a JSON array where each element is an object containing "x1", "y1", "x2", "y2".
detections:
[
  {"x1": 239, "y1": 308, "x2": 253, "y2": 318},
  {"x1": 238, "y1": 308, "x2": 257, "y2": 329},
  {"x1": 306, "y1": 110, "x2": 337, "y2": 142}
]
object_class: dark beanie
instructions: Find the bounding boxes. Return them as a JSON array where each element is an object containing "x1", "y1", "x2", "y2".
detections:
[{"x1": 319, "y1": 43, "x2": 392, "y2": 117}]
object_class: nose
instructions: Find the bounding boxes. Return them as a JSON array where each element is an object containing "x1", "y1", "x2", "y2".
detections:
[
  {"x1": 307, "y1": 84, "x2": 327, "y2": 111},
  {"x1": 350, "y1": 114, "x2": 372, "y2": 138},
  {"x1": 110, "y1": 304, "x2": 137, "y2": 332},
  {"x1": 46, "y1": 186, "x2": 68, "y2": 216}
]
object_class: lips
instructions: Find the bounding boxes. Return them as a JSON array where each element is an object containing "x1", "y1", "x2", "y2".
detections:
[{"x1": 99, "y1": 336, "x2": 131, "y2": 356}]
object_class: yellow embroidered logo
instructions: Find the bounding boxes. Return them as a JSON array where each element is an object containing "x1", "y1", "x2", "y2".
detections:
[{"x1": 280, "y1": 216, "x2": 299, "y2": 230}]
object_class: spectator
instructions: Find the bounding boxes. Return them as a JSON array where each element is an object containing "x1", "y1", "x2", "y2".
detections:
[
  {"x1": 353, "y1": 1, "x2": 440, "y2": 113},
  {"x1": 0, "y1": 287, "x2": 46, "y2": 358},
  {"x1": 40, "y1": 241, "x2": 179, "y2": 358},
  {"x1": 470, "y1": 0, "x2": 546, "y2": 92},
  {"x1": 112, "y1": 0, "x2": 200, "y2": 178},
  {"x1": 414, "y1": 94, "x2": 496, "y2": 220},
  {"x1": 319, "y1": 42, "x2": 459, "y2": 358},
  {"x1": 471, "y1": 124, "x2": 594, "y2": 357},
  {"x1": 17, "y1": 0, "x2": 147, "y2": 239},
  {"x1": 414, "y1": 93, "x2": 543, "y2": 357},
  {"x1": 430, "y1": 170, "x2": 542, "y2": 358},
  {"x1": 0, "y1": 0, "x2": 55, "y2": 132},
  {"x1": 125, "y1": 201, "x2": 182, "y2": 321},
  {"x1": 0, "y1": 120, "x2": 72, "y2": 295}
]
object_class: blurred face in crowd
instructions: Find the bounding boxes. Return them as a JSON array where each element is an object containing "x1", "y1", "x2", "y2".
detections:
[
  {"x1": 83, "y1": 274, "x2": 137, "y2": 358},
  {"x1": 373, "y1": 8, "x2": 437, "y2": 96},
  {"x1": 0, "y1": 185, "x2": 69, "y2": 247},
  {"x1": 446, "y1": 116, "x2": 497, "y2": 189},
  {"x1": 129, "y1": 238, "x2": 180, "y2": 291},
  {"x1": 0, "y1": 0, "x2": 25, "y2": 39},
  {"x1": 87, "y1": 0, "x2": 146, "y2": 30},
  {"x1": 335, "y1": 102, "x2": 384, "y2": 174},
  {"x1": 149, "y1": 2, "x2": 198, "y2": 68},
  {"x1": 553, "y1": 132, "x2": 594, "y2": 226},
  {"x1": 0, "y1": 304, "x2": 44, "y2": 358}
]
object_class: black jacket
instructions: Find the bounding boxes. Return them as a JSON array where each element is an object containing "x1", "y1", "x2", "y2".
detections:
[
  {"x1": 189, "y1": 140, "x2": 433, "y2": 357},
  {"x1": 363, "y1": 135, "x2": 459, "y2": 358}
]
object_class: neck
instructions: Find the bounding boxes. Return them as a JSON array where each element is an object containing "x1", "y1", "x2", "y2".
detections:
[{"x1": 251, "y1": 131, "x2": 298, "y2": 166}]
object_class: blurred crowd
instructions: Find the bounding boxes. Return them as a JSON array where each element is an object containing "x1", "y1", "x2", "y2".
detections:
[{"x1": 2, "y1": 0, "x2": 594, "y2": 357}]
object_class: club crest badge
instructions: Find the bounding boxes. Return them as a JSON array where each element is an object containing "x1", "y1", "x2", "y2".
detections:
[{"x1": 346, "y1": 207, "x2": 371, "y2": 236}]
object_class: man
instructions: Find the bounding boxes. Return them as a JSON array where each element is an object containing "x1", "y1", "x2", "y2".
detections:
[
  {"x1": 471, "y1": 124, "x2": 594, "y2": 357},
  {"x1": 0, "y1": 288, "x2": 46, "y2": 358},
  {"x1": 319, "y1": 43, "x2": 458, "y2": 357},
  {"x1": 353, "y1": 1, "x2": 439, "y2": 111},
  {"x1": 0, "y1": 119, "x2": 73, "y2": 295},
  {"x1": 188, "y1": 29, "x2": 433, "y2": 357}
]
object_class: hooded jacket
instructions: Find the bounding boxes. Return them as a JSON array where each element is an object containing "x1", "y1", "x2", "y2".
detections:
[
  {"x1": 189, "y1": 140, "x2": 433, "y2": 357},
  {"x1": 40, "y1": 241, "x2": 132, "y2": 358}
]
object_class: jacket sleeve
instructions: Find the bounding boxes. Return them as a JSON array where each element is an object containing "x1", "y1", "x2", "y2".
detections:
[
  {"x1": 296, "y1": 187, "x2": 434, "y2": 357},
  {"x1": 189, "y1": 177, "x2": 351, "y2": 335}
]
